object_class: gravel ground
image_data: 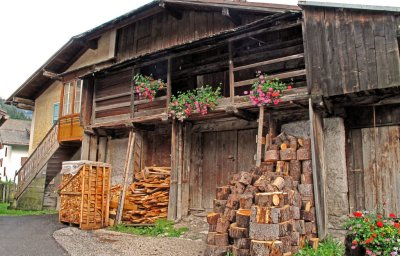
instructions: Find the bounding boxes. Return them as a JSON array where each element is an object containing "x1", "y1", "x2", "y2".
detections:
[{"x1": 54, "y1": 227, "x2": 206, "y2": 256}]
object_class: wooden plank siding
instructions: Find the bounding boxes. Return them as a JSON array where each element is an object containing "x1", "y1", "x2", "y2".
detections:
[
  {"x1": 189, "y1": 127, "x2": 257, "y2": 210},
  {"x1": 116, "y1": 10, "x2": 264, "y2": 61},
  {"x1": 303, "y1": 7, "x2": 400, "y2": 96}
]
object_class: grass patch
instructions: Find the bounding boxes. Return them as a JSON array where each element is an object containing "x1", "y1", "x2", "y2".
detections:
[
  {"x1": 0, "y1": 203, "x2": 58, "y2": 216},
  {"x1": 110, "y1": 219, "x2": 189, "y2": 237},
  {"x1": 294, "y1": 236, "x2": 345, "y2": 256}
]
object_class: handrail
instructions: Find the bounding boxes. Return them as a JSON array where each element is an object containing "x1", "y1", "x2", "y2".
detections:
[{"x1": 15, "y1": 123, "x2": 60, "y2": 199}]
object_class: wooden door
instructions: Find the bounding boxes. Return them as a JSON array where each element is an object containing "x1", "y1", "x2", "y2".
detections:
[
  {"x1": 348, "y1": 125, "x2": 400, "y2": 215},
  {"x1": 200, "y1": 129, "x2": 257, "y2": 210}
]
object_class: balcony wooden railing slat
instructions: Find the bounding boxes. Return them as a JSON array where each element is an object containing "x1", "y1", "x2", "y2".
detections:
[{"x1": 15, "y1": 124, "x2": 59, "y2": 199}]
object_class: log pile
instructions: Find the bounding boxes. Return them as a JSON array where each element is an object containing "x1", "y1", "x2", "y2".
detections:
[
  {"x1": 109, "y1": 167, "x2": 170, "y2": 224},
  {"x1": 205, "y1": 133, "x2": 317, "y2": 256}
]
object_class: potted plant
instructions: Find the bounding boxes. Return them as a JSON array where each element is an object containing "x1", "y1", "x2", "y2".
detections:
[
  {"x1": 245, "y1": 71, "x2": 292, "y2": 107},
  {"x1": 344, "y1": 211, "x2": 400, "y2": 256},
  {"x1": 133, "y1": 73, "x2": 165, "y2": 102},
  {"x1": 169, "y1": 85, "x2": 221, "y2": 122}
]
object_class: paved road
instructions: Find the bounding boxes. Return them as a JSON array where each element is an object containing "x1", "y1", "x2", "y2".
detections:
[{"x1": 0, "y1": 214, "x2": 69, "y2": 256}]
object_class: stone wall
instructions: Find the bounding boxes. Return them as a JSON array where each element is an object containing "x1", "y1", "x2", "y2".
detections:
[{"x1": 323, "y1": 117, "x2": 349, "y2": 238}]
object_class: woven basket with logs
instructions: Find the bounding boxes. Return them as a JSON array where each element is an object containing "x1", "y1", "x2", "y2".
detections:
[
  {"x1": 109, "y1": 166, "x2": 170, "y2": 225},
  {"x1": 205, "y1": 133, "x2": 318, "y2": 256}
]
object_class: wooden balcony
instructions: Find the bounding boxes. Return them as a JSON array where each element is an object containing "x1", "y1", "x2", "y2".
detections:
[{"x1": 58, "y1": 114, "x2": 83, "y2": 142}]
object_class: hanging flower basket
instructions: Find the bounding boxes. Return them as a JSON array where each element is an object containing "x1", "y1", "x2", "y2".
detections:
[
  {"x1": 169, "y1": 85, "x2": 221, "y2": 122},
  {"x1": 245, "y1": 71, "x2": 292, "y2": 107},
  {"x1": 133, "y1": 74, "x2": 165, "y2": 102}
]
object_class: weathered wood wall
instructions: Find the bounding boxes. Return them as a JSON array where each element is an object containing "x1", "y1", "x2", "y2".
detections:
[
  {"x1": 116, "y1": 10, "x2": 264, "y2": 61},
  {"x1": 303, "y1": 7, "x2": 400, "y2": 96},
  {"x1": 347, "y1": 125, "x2": 400, "y2": 215}
]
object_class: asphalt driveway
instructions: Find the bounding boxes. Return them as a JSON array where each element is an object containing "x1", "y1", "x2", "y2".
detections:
[{"x1": 0, "y1": 214, "x2": 68, "y2": 256}]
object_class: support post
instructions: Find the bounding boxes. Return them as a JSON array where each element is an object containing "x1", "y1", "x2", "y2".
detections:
[
  {"x1": 309, "y1": 98, "x2": 327, "y2": 238},
  {"x1": 168, "y1": 120, "x2": 178, "y2": 220},
  {"x1": 167, "y1": 57, "x2": 172, "y2": 111},
  {"x1": 228, "y1": 42, "x2": 235, "y2": 104},
  {"x1": 256, "y1": 106, "x2": 265, "y2": 167},
  {"x1": 115, "y1": 130, "x2": 135, "y2": 225}
]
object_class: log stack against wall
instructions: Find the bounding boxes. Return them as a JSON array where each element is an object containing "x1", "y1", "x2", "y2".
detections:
[
  {"x1": 109, "y1": 166, "x2": 170, "y2": 224},
  {"x1": 205, "y1": 133, "x2": 317, "y2": 256}
]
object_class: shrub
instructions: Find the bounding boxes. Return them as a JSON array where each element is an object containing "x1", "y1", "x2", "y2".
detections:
[
  {"x1": 111, "y1": 219, "x2": 188, "y2": 237},
  {"x1": 344, "y1": 211, "x2": 400, "y2": 255}
]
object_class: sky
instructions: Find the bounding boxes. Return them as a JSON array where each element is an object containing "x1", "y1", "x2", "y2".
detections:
[{"x1": 0, "y1": 0, "x2": 399, "y2": 100}]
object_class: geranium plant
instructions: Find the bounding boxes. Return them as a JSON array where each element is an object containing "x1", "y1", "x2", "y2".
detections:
[
  {"x1": 245, "y1": 71, "x2": 292, "y2": 107},
  {"x1": 133, "y1": 73, "x2": 165, "y2": 102},
  {"x1": 169, "y1": 85, "x2": 221, "y2": 122},
  {"x1": 345, "y1": 211, "x2": 400, "y2": 256}
]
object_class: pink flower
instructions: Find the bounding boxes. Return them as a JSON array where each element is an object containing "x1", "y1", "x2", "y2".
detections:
[
  {"x1": 244, "y1": 91, "x2": 248, "y2": 95},
  {"x1": 268, "y1": 87, "x2": 274, "y2": 92},
  {"x1": 367, "y1": 250, "x2": 372, "y2": 255},
  {"x1": 259, "y1": 75, "x2": 264, "y2": 80},
  {"x1": 351, "y1": 246, "x2": 356, "y2": 250}
]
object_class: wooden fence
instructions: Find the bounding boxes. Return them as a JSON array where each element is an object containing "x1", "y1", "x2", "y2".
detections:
[{"x1": 0, "y1": 183, "x2": 14, "y2": 203}]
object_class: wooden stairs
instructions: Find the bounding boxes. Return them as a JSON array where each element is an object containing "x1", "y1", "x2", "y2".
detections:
[{"x1": 15, "y1": 124, "x2": 80, "y2": 200}]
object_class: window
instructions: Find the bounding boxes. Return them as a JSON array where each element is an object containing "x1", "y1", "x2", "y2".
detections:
[
  {"x1": 53, "y1": 103, "x2": 60, "y2": 124},
  {"x1": 5, "y1": 147, "x2": 7, "y2": 157},
  {"x1": 0, "y1": 158, "x2": 2, "y2": 167},
  {"x1": 61, "y1": 79, "x2": 83, "y2": 117}
]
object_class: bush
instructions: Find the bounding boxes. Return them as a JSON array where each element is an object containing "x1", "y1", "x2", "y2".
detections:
[
  {"x1": 344, "y1": 211, "x2": 400, "y2": 255},
  {"x1": 295, "y1": 236, "x2": 344, "y2": 256}
]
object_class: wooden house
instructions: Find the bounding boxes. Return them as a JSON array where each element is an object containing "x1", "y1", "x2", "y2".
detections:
[{"x1": 7, "y1": 0, "x2": 400, "y2": 239}]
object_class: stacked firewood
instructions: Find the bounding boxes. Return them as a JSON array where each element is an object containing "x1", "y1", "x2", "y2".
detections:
[
  {"x1": 205, "y1": 133, "x2": 318, "y2": 256},
  {"x1": 109, "y1": 167, "x2": 170, "y2": 224}
]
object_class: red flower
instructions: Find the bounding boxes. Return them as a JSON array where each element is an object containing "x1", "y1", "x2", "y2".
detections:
[
  {"x1": 394, "y1": 222, "x2": 400, "y2": 228},
  {"x1": 377, "y1": 214, "x2": 382, "y2": 219},
  {"x1": 287, "y1": 85, "x2": 293, "y2": 90},
  {"x1": 376, "y1": 221, "x2": 383, "y2": 228},
  {"x1": 352, "y1": 240, "x2": 357, "y2": 245},
  {"x1": 389, "y1": 213, "x2": 396, "y2": 218},
  {"x1": 353, "y1": 211, "x2": 363, "y2": 218},
  {"x1": 365, "y1": 237, "x2": 374, "y2": 244}
]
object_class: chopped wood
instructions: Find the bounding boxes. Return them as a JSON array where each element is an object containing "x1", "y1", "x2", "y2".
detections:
[
  {"x1": 265, "y1": 150, "x2": 280, "y2": 162},
  {"x1": 239, "y1": 171, "x2": 253, "y2": 185},
  {"x1": 301, "y1": 173, "x2": 313, "y2": 184},
  {"x1": 297, "y1": 148, "x2": 311, "y2": 160},
  {"x1": 302, "y1": 160, "x2": 312, "y2": 173},
  {"x1": 204, "y1": 244, "x2": 231, "y2": 256},
  {"x1": 215, "y1": 233, "x2": 229, "y2": 246},
  {"x1": 234, "y1": 238, "x2": 251, "y2": 249},
  {"x1": 207, "y1": 232, "x2": 217, "y2": 245},
  {"x1": 229, "y1": 223, "x2": 249, "y2": 239},
  {"x1": 276, "y1": 161, "x2": 289, "y2": 175},
  {"x1": 207, "y1": 212, "x2": 220, "y2": 225},
  {"x1": 214, "y1": 199, "x2": 228, "y2": 214},
  {"x1": 260, "y1": 162, "x2": 275, "y2": 172},
  {"x1": 289, "y1": 160, "x2": 301, "y2": 181},
  {"x1": 109, "y1": 166, "x2": 170, "y2": 224},
  {"x1": 224, "y1": 208, "x2": 237, "y2": 222},
  {"x1": 216, "y1": 186, "x2": 231, "y2": 200},
  {"x1": 250, "y1": 240, "x2": 283, "y2": 256},
  {"x1": 255, "y1": 192, "x2": 288, "y2": 207},
  {"x1": 226, "y1": 194, "x2": 240, "y2": 209},
  {"x1": 249, "y1": 222, "x2": 291, "y2": 240},
  {"x1": 239, "y1": 194, "x2": 254, "y2": 209},
  {"x1": 272, "y1": 177, "x2": 285, "y2": 191},
  {"x1": 232, "y1": 246, "x2": 250, "y2": 256},
  {"x1": 236, "y1": 209, "x2": 251, "y2": 228},
  {"x1": 280, "y1": 148, "x2": 297, "y2": 161},
  {"x1": 216, "y1": 217, "x2": 231, "y2": 233}
]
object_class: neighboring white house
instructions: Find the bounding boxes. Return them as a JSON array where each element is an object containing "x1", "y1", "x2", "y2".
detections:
[{"x1": 0, "y1": 119, "x2": 31, "y2": 182}]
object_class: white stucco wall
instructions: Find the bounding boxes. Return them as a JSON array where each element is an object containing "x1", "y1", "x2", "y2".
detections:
[{"x1": 0, "y1": 145, "x2": 29, "y2": 181}]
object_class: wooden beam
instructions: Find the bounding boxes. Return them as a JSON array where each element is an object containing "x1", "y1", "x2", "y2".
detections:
[
  {"x1": 234, "y1": 69, "x2": 306, "y2": 88},
  {"x1": 229, "y1": 42, "x2": 235, "y2": 104},
  {"x1": 159, "y1": 2, "x2": 183, "y2": 20},
  {"x1": 309, "y1": 98, "x2": 327, "y2": 239},
  {"x1": 167, "y1": 57, "x2": 172, "y2": 110},
  {"x1": 233, "y1": 53, "x2": 304, "y2": 72},
  {"x1": 168, "y1": 120, "x2": 178, "y2": 220},
  {"x1": 222, "y1": 7, "x2": 242, "y2": 26},
  {"x1": 256, "y1": 106, "x2": 265, "y2": 167},
  {"x1": 42, "y1": 69, "x2": 61, "y2": 80},
  {"x1": 225, "y1": 105, "x2": 257, "y2": 121},
  {"x1": 115, "y1": 130, "x2": 135, "y2": 225},
  {"x1": 12, "y1": 97, "x2": 34, "y2": 106},
  {"x1": 15, "y1": 103, "x2": 34, "y2": 111}
]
